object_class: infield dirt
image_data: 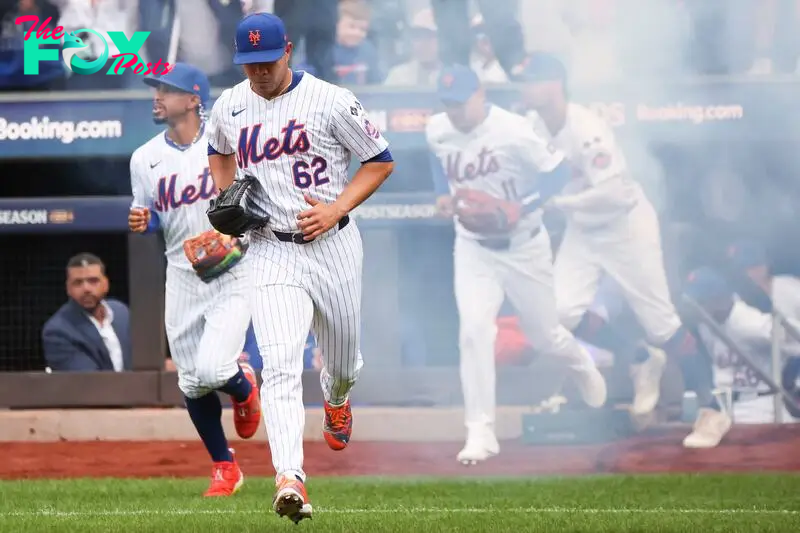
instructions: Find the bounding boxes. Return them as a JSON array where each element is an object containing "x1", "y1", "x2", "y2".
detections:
[{"x1": 3, "y1": 424, "x2": 800, "y2": 480}]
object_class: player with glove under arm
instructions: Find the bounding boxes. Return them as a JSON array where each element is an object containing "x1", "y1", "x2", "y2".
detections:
[
  {"x1": 520, "y1": 52, "x2": 729, "y2": 448},
  {"x1": 128, "y1": 63, "x2": 262, "y2": 495},
  {"x1": 426, "y1": 65, "x2": 607, "y2": 465}
]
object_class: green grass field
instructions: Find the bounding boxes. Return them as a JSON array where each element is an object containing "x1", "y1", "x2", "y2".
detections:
[{"x1": 2, "y1": 474, "x2": 799, "y2": 532}]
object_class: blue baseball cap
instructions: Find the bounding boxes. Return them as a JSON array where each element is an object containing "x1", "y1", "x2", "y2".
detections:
[
  {"x1": 233, "y1": 13, "x2": 287, "y2": 65},
  {"x1": 143, "y1": 63, "x2": 210, "y2": 104},
  {"x1": 437, "y1": 64, "x2": 481, "y2": 104},
  {"x1": 685, "y1": 266, "x2": 734, "y2": 303},
  {"x1": 518, "y1": 52, "x2": 567, "y2": 82},
  {"x1": 727, "y1": 240, "x2": 767, "y2": 270}
]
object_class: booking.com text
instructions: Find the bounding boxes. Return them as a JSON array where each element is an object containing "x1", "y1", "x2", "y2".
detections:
[{"x1": 16, "y1": 16, "x2": 171, "y2": 76}]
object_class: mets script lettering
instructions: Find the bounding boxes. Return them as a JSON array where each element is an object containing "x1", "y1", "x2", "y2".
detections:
[
  {"x1": 237, "y1": 119, "x2": 311, "y2": 169},
  {"x1": 446, "y1": 147, "x2": 500, "y2": 183},
  {"x1": 154, "y1": 168, "x2": 216, "y2": 212}
]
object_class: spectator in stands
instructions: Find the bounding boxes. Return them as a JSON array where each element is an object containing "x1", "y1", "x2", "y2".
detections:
[
  {"x1": 747, "y1": 0, "x2": 800, "y2": 75},
  {"x1": 680, "y1": 0, "x2": 792, "y2": 76},
  {"x1": 178, "y1": 0, "x2": 255, "y2": 86},
  {"x1": 53, "y1": 0, "x2": 140, "y2": 90},
  {"x1": 383, "y1": 7, "x2": 439, "y2": 86},
  {"x1": 332, "y1": 0, "x2": 382, "y2": 85},
  {"x1": 134, "y1": 0, "x2": 247, "y2": 88},
  {"x1": 0, "y1": 0, "x2": 66, "y2": 91},
  {"x1": 429, "y1": 0, "x2": 526, "y2": 79},
  {"x1": 273, "y1": 0, "x2": 337, "y2": 83},
  {"x1": 42, "y1": 253, "x2": 131, "y2": 372},
  {"x1": 469, "y1": 14, "x2": 508, "y2": 83},
  {"x1": 727, "y1": 240, "x2": 800, "y2": 323}
]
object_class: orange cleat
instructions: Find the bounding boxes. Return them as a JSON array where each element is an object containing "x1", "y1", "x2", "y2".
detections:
[
  {"x1": 273, "y1": 474, "x2": 313, "y2": 523},
  {"x1": 203, "y1": 449, "x2": 244, "y2": 497},
  {"x1": 323, "y1": 399, "x2": 352, "y2": 451},
  {"x1": 232, "y1": 363, "x2": 261, "y2": 439}
]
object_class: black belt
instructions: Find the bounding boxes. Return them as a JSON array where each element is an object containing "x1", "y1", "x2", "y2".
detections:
[
  {"x1": 272, "y1": 215, "x2": 350, "y2": 244},
  {"x1": 476, "y1": 227, "x2": 540, "y2": 251}
]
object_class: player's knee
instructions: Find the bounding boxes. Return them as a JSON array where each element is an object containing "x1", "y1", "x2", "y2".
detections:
[
  {"x1": 459, "y1": 323, "x2": 496, "y2": 353},
  {"x1": 325, "y1": 359, "x2": 360, "y2": 385},
  {"x1": 178, "y1": 372, "x2": 208, "y2": 399},
  {"x1": 195, "y1": 360, "x2": 234, "y2": 391}
]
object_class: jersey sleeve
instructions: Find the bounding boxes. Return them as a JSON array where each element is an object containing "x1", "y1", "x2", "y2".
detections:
[
  {"x1": 329, "y1": 89, "x2": 389, "y2": 163},
  {"x1": 424, "y1": 117, "x2": 449, "y2": 195},
  {"x1": 571, "y1": 113, "x2": 626, "y2": 185},
  {"x1": 129, "y1": 151, "x2": 152, "y2": 209},
  {"x1": 207, "y1": 91, "x2": 235, "y2": 155}
]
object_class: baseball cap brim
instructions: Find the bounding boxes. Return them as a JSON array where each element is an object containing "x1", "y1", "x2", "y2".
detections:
[
  {"x1": 233, "y1": 48, "x2": 285, "y2": 65},
  {"x1": 143, "y1": 76, "x2": 192, "y2": 93},
  {"x1": 438, "y1": 88, "x2": 474, "y2": 104},
  {"x1": 518, "y1": 53, "x2": 567, "y2": 83}
]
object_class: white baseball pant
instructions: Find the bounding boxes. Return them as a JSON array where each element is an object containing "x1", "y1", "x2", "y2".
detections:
[
  {"x1": 249, "y1": 221, "x2": 363, "y2": 483},
  {"x1": 454, "y1": 227, "x2": 586, "y2": 432},
  {"x1": 164, "y1": 261, "x2": 252, "y2": 399},
  {"x1": 555, "y1": 199, "x2": 682, "y2": 345}
]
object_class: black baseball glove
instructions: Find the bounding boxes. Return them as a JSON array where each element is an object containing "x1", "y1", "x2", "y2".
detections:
[{"x1": 207, "y1": 175, "x2": 270, "y2": 237}]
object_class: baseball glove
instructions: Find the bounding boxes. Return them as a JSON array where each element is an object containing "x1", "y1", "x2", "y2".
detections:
[
  {"x1": 454, "y1": 189, "x2": 521, "y2": 233},
  {"x1": 207, "y1": 175, "x2": 270, "y2": 237},
  {"x1": 183, "y1": 230, "x2": 245, "y2": 282}
]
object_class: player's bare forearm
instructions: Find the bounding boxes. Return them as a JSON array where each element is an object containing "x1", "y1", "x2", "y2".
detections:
[
  {"x1": 209, "y1": 153, "x2": 237, "y2": 191},
  {"x1": 332, "y1": 161, "x2": 394, "y2": 214}
]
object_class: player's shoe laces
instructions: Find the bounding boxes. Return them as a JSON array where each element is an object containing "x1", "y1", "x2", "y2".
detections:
[
  {"x1": 232, "y1": 362, "x2": 261, "y2": 439},
  {"x1": 273, "y1": 474, "x2": 313, "y2": 523},
  {"x1": 203, "y1": 449, "x2": 244, "y2": 497},
  {"x1": 323, "y1": 399, "x2": 352, "y2": 451}
]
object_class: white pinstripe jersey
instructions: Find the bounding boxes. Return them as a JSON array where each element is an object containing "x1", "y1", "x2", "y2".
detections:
[
  {"x1": 525, "y1": 104, "x2": 642, "y2": 196},
  {"x1": 130, "y1": 123, "x2": 218, "y2": 271},
  {"x1": 207, "y1": 71, "x2": 389, "y2": 233},
  {"x1": 426, "y1": 104, "x2": 564, "y2": 238},
  {"x1": 526, "y1": 103, "x2": 644, "y2": 225}
]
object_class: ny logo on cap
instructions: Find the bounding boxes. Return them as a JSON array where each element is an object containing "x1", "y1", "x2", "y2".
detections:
[
  {"x1": 193, "y1": 84, "x2": 200, "y2": 91},
  {"x1": 249, "y1": 30, "x2": 261, "y2": 47},
  {"x1": 441, "y1": 73, "x2": 454, "y2": 87}
]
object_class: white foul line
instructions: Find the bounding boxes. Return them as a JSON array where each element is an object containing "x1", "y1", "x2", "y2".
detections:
[{"x1": 2, "y1": 507, "x2": 798, "y2": 518}]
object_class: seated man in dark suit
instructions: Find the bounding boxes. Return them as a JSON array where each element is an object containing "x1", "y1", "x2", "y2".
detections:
[{"x1": 42, "y1": 253, "x2": 132, "y2": 372}]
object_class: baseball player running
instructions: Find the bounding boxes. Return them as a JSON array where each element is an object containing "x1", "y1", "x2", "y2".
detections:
[
  {"x1": 128, "y1": 63, "x2": 261, "y2": 496},
  {"x1": 519, "y1": 52, "x2": 728, "y2": 447},
  {"x1": 206, "y1": 13, "x2": 394, "y2": 523},
  {"x1": 426, "y1": 65, "x2": 607, "y2": 465}
]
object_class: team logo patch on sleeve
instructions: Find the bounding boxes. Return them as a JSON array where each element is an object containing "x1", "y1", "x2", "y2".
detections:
[
  {"x1": 363, "y1": 119, "x2": 380, "y2": 139},
  {"x1": 592, "y1": 152, "x2": 612, "y2": 169}
]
